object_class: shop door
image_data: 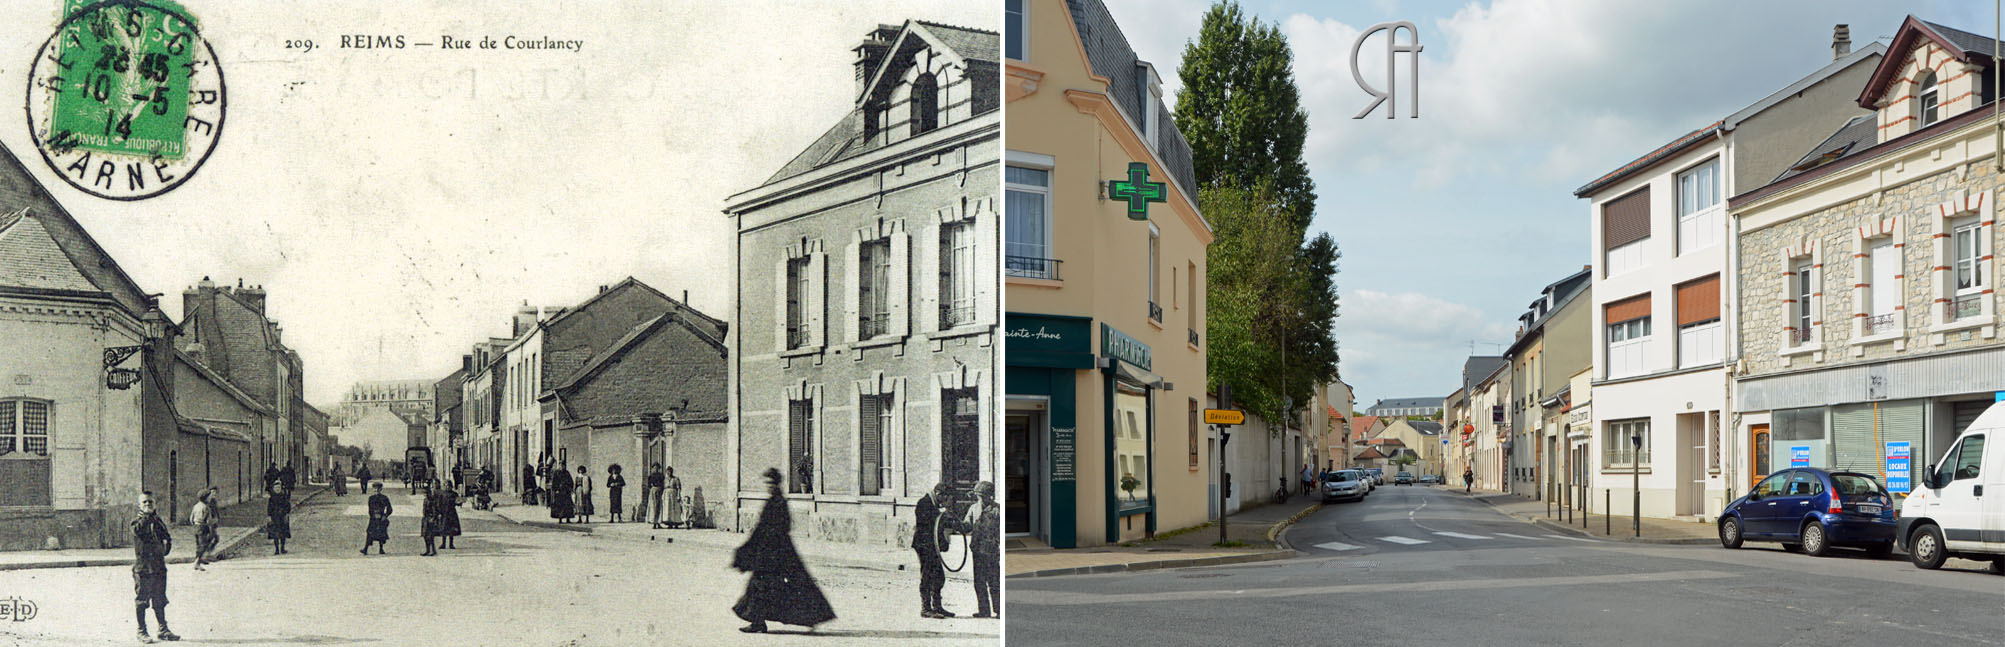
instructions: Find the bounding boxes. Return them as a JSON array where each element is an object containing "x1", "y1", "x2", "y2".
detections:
[
  {"x1": 1749, "y1": 425, "x2": 1770, "y2": 490},
  {"x1": 1004, "y1": 410, "x2": 1045, "y2": 537}
]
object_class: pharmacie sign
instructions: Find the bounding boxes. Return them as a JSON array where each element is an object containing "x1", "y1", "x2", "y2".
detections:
[{"x1": 1100, "y1": 323, "x2": 1151, "y2": 370}]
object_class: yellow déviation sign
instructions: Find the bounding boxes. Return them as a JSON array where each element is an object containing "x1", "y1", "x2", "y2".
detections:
[{"x1": 1203, "y1": 409, "x2": 1245, "y2": 425}]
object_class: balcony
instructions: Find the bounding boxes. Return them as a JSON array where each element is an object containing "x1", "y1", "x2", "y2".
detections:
[
  {"x1": 1864, "y1": 313, "x2": 1897, "y2": 336},
  {"x1": 1188, "y1": 327, "x2": 1200, "y2": 347},
  {"x1": 1148, "y1": 300, "x2": 1162, "y2": 323},
  {"x1": 1005, "y1": 255, "x2": 1061, "y2": 280},
  {"x1": 939, "y1": 303, "x2": 977, "y2": 329},
  {"x1": 1949, "y1": 293, "x2": 1983, "y2": 321}
]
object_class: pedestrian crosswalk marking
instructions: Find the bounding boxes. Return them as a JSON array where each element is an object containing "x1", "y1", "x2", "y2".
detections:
[
  {"x1": 1313, "y1": 541, "x2": 1362, "y2": 551},
  {"x1": 1494, "y1": 533, "x2": 1541, "y2": 540},
  {"x1": 1545, "y1": 534, "x2": 1598, "y2": 542},
  {"x1": 1378, "y1": 536, "x2": 1431, "y2": 545},
  {"x1": 1432, "y1": 531, "x2": 1491, "y2": 540}
]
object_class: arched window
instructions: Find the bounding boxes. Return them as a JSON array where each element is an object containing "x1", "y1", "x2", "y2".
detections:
[
  {"x1": 910, "y1": 71, "x2": 939, "y2": 135},
  {"x1": 1917, "y1": 70, "x2": 1941, "y2": 127}
]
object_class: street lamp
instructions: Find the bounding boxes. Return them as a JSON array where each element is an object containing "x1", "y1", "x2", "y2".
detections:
[{"x1": 1631, "y1": 433, "x2": 1642, "y2": 538}]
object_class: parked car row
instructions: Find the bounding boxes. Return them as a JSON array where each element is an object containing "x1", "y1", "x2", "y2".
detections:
[{"x1": 1719, "y1": 407, "x2": 2005, "y2": 574}]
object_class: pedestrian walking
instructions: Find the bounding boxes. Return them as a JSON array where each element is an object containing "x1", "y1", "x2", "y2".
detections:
[
  {"x1": 262, "y1": 462, "x2": 280, "y2": 492},
  {"x1": 421, "y1": 479, "x2": 445, "y2": 556},
  {"x1": 132, "y1": 491, "x2": 180, "y2": 642},
  {"x1": 266, "y1": 482, "x2": 292, "y2": 555},
  {"x1": 356, "y1": 464, "x2": 372, "y2": 495},
  {"x1": 190, "y1": 487, "x2": 219, "y2": 571},
  {"x1": 967, "y1": 481, "x2": 1001, "y2": 619},
  {"x1": 1463, "y1": 467, "x2": 1474, "y2": 493},
  {"x1": 279, "y1": 461, "x2": 297, "y2": 493},
  {"x1": 441, "y1": 480, "x2": 462, "y2": 549},
  {"x1": 731, "y1": 468, "x2": 836, "y2": 633},
  {"x1": 1301, "y1": 464, "x2": 1315, "y2": 497},
  {"x1": 606, "y1": 464, "x2": 626, "y2": 523},
  {"x1": 361, "y1": 482, "x2": 391, "y2": 554},
  {"x1": 330, "y1": 464, "x2": 347, "y2": 496},
  {"x1": 646, "y1": 463, "x2": 666, "y2": 528},
  {"x1": 665, "y1": 467, "x2": 684, "y2": 529},
  {"x1": 575, "y1": 465, "x2": 595, "y2": 523},
  {"x1": 549, "y1": 461, "x2": 576, "y2": 523},
  {"x1": 521, "y1": 463, "x2": 537, "y2": 504},
  {"x1": 913, "y1": 482, "x2": 953, "y2": 618}
]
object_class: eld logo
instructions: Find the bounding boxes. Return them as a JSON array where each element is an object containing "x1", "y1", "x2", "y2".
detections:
[
  {"x1": 0, "y1": 596, "x2": 37, "y2": 622},
  {"x1": 1351, "y1": 21, "x2": 1423, "y2": 119}
]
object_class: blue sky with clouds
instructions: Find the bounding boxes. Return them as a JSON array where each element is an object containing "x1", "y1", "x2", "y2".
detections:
[{"x1": 1101, "y1": 0, "x2": 1989, "y2": 408}]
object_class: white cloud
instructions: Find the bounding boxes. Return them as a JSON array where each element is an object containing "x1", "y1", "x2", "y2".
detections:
[{"x1": 1335, "y1": 289, "x2": 1517, "y2": 401}]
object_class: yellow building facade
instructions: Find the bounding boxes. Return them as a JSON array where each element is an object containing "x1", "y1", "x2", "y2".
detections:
[{"x1": 1002, "y1": 0, "x2": 1211, "y2": 547}]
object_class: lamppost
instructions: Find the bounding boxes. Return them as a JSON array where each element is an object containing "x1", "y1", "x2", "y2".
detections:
[{"x1": 1631, "y1": 432, "x2": 1642, "y2": 538}]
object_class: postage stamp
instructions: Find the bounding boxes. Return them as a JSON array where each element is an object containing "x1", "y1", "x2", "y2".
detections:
[{"x1": 24, "y1": 0, "x2": 225, "y2": 200}]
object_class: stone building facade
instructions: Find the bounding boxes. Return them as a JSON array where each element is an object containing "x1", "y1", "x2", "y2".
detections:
[
  {"x1": 726, "y1": 19, "x2": 999, "y2": 546},
  {"x1": 1731, "y1": 17, "x2": 2005, "y2": 494}
]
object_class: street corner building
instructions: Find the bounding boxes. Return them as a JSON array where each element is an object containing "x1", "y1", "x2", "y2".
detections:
[
  {"x1": 1729, "y1": 17, "x2": 2005, "y2": 496},
  {"x1": 1003, "y1": 0, "x2": 1213, "y2": 548},
  {"x1": 723, "y1": 19, "x2": 1001, "y2": 545}
]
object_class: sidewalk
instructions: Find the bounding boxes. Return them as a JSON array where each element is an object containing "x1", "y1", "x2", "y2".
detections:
[
  {"x1": 1450, "y1": 485, "x2": 1716, "y2": 545},
  {"x1": 1006, "y1": 496, "x2": 1322, "y2": 578},
  {"x1": 488, "y1": 502, "x2": 971, "y2": 580},
  {"x1": 0, "y1": 486, "x2": 329, "y2": 571}
]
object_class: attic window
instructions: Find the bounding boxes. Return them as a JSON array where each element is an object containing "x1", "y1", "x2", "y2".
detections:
[
  {"x1": 1918, "y1": 71, "x2": 1940, "y2": 127},
  {"x1": 911, "y1": 72, "x2": 939, "y2": 134},
  {"x1": 1789, "y1": 147, "x2": 1847, "y2": 172}
]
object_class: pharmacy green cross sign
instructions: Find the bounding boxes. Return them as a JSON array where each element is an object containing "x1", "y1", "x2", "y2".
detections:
[{"x1": 1107, "y1": 162, "x2": 1167, "y2": 220}]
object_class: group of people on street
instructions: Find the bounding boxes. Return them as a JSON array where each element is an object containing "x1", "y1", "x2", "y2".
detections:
[
  {"x1": 729, "y1": 473, "x2": 1003, "y2": 634},
  {"x1": 420, "y1": 479, "x2": 463, "y2": 555},
  {"x1": 516, "y1": 459, "x2": 690, "y2": 528}
]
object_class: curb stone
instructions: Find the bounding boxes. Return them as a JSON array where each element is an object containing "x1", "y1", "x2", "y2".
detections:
[
  {"x1": 1460, "y1": 489, "x2": 1718, "y2": 545},
  {"x1": 0, "y1": 487, "x2": 330, "y2": 572},
  {"x1": 1268, "y1": 503, "x2": 1322, "y2": 550}
]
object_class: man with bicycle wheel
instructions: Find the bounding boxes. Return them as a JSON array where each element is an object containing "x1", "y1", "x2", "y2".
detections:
[{"x1": 913, "y1": 482, "x2": 954, "y2": 619}]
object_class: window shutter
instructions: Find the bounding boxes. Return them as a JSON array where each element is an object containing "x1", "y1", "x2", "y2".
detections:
[
  {"x1": 972, "y1": 198, "x2": 996, "y2": 325},
  {"x1": 1603, "y1": 187, "x2": 1651, "y2": 250},
  {"x1": 775, "y1": 257, "x2": 791, "y2": 351},
  {"x1": 845, "y1": 239, "x2": 861, "y2": 343},
  {"x1": 1605, "y1": 293, "x2": 1650, "y2": 325},
  {"x1": 890, "y1": 232, "x2": 909, "y2": 336},
  {"x1": 860, "y1": 394, "x2": 882, "y2": 495},
  {"x1": 1675, "y1": 275, "x2": 1720, "y2": 325},
  {"x1": 1871, "y1": 243, "x2": 1900, "y2": 316},
  {"x1": 920, "y1": 219, "x2": 940, "y2": 335},
  {"x1": 808, "y1": 251, "x2": 827, "y2": 348}
]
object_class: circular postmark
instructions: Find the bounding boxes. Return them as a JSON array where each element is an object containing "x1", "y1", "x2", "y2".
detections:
[{"x1": 25, "y1": 0, "x2": 225, "y2": 201}]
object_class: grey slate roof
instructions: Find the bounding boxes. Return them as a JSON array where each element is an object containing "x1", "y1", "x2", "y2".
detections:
[
  {"x1": 1920, "y1": 19, "x2": 2003, "y2": 57},
  {"x1": 1067, "y1": 0, "x2": 1198, "y2": 195},
  {"x1": 1772, "y1": 115, "x2": 1875, "y2": 184}
]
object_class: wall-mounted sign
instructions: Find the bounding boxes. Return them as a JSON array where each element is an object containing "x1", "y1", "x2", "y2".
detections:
[
  {"x1": 1100, "y1": 323, "x2": 1151, "y2": 371},
  {"x1": 1790, "y1": 445, "x2": 1810, "y2": 468},
  {"x1": 1107, "y1": 162, "x2": 1167, "y2": 220},
  {"x1": 1885, "y1": 441, "x2": 1911, "y2": 493},
  {"x1": 1051, "y1": 426, "x2": 1076, "y2": 481}
]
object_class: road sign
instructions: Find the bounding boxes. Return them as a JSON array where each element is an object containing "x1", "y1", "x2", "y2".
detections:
[{"x1": 1203, "y1": 409, "x2": 1245, "y2": 425}]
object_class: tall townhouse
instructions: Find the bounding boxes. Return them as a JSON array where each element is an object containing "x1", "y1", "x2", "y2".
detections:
[
  {"x1": 1442, "y1": 387, "x2": 1468, "y2": 479},
  {"x1": 1002, "y1": 0, "x2": 1209, "y2": 548},
  {"x1": 1575, "y1": 34, "x2": 1883, "y2": 520},
  {"x1": 1501, "y1": 268, "x2": 1591, "y2": 500},
  {"x1": 725, "y1": 20, "x2": 999, "y2": 544},
  {"x1": 461, "y1": 339, "x2": 507, "y2": 489},
  {"x1": 1730, "y1": 17, "x2": 2005, "y2": 495},
  {"x1": 1471, "y1": 364, "x2": 1509, "y2": 491},
  {"x1": 178, "y1": 279, "x2": 309, "y2": 478}
]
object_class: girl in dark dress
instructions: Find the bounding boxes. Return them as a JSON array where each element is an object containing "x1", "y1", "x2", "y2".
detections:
[
  {"x1": 548, "y1": 462, "x2": 576, "y2": 522},
  {"x1": 732, "y1": 468, "x2": 836, "y2": 633},
  {"x1": 421, "y1": 479, "x2": 446, "y2": 556},
  {"x1": 441, "y1": 480, "x2": 462, "y2": 549},
  {"x1": 266, "y1": 482, "x2": 291, "y2": 555},
  {"x1": 606, "y1": 464, "x2": 626, "y2": 523},
  {"x1": 361, "y1": 482, "x2": 391, "y2": 554}
]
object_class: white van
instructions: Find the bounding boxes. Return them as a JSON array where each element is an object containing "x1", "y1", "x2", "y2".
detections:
[{"x1": 1896, "y1": 401, "x2": 2005, "y2": 573}]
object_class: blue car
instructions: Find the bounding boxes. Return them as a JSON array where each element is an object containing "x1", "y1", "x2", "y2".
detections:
[{"x1": 1718, "y1": 468, "x2": 1896, "y2": 557}]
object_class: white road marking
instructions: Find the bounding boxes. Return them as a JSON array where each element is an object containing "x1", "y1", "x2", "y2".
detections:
[
  {"x1": 1378, "y1": 536, "x2": 1431, "y2": 545},
  {"x1": 1546, "y1": 534, "x2": 1599, "y2": 542},
  {"x1": 1312, "y1": 541, "x2": 1362, "y2": 551},
  {"x1": 1432, "y1": 531, "x2": 1491, "y2": 540},
  {"x1": 1494, "y1": 533, "x2": 1542, "y2": 541}
]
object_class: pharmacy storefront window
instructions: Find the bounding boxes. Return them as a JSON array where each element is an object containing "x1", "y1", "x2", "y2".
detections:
[{"x1": 1113, "y1": 379, "x2": 1150, "y2": 511}]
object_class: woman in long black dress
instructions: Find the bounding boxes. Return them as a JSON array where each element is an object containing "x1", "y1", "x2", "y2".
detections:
[
  {"x1": 440, "y1": 480, "x2": 462, "y2": 549},
  {"x1": 732, "y1": 468, "x2": 836, "y2": 633},
  {"x1": 606, "y1": 464, "x2": 626, "y2": 523},
  {"x1": 266, "y1": 482, "x2": 291, "y2": 555},
  {"x1": 361, "y1": 482, "x2": 391, "y2": 554},
  {"x1": 548, "y1": 461, "x2": 575, "y2": 523}
]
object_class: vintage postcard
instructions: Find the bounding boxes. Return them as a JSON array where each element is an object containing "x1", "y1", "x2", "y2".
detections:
[{"x1": 0, "y1": 1, "x2": 1001, "y2": 645}]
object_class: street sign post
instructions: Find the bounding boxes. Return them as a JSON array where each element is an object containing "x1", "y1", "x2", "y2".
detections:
[{"x1": 1203, "y1": 409, "x2": 1245, "y2": 426}]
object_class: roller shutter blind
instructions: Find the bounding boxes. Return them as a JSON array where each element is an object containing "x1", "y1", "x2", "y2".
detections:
[
  {"x1": 1606, "y1": 294, "x2": 1651, "y2": 325},
  {"x1": 1603, "y1": 187, "x2": 1651, "y2": 249},
  {"x1": 1676, "y1": 275, "x2": 1721, "y2": 325},
  {"x1": 1831, "y1": 404, "x2": 1877, "y2": 473}
]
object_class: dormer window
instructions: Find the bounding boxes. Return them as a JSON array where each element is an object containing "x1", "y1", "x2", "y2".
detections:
[
  {"x1": 911, "y1": 72, "x2": 939, "y2": 135},
  {"x1": 1917, "y1": 71, "x2": 1940, "y2": 127}
]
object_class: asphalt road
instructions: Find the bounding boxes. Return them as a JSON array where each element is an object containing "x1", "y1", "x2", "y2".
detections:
[
  {"x1": 1008, "y1": 484, "x2": 2005, "y2": 646},
  {"x1": 0, "y1": 483, "x2": 997, "y2": 646}
]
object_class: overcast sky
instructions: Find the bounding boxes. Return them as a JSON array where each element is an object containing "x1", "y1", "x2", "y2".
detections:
[
  {"x1": 1102, "y1": 0, "x2": 1989, "y2": 409},
  {"x1": 0, "y1": 0, "x2": 993, "y2": 405}
]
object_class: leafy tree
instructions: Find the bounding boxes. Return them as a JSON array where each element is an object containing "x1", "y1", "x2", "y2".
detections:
[{"x1": 1175, "y1": 1, "x2": 1316, "y2": 227}]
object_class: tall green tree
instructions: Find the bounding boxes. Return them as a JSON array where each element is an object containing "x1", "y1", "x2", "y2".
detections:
[
  {"x1": 1179, "y1": 1, "x2": 1340, "y2": 429},
  {"x1": 1174, "y1": 1, "x2": 1316, "y2": 227}
]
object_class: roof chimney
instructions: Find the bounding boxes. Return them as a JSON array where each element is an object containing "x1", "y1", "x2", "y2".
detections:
[{"x1": 1833, "y1": 24, "x2": 1851, "y2": 60}]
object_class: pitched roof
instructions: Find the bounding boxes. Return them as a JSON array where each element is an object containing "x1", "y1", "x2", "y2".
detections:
[
  {"x1": 1574, "y1": 121, "x2": 1723, "y2": 198},
  {"x1": 1353, "y1": 447, "x2": 1387, "y2": 461},
  {"x1": 1411, "y1": 421, "x2": 1443, "y2": 435},
  {"x1": 1365, "y1": 438, "x2": 1406, "y2": 446},
  {"x1": 0, "y1": 141, "x2": 153, "y2": 315},
  {"x1": 1724, "y1": 42, "x2": 1885, "y2": 129},
  {"x1": 1349, "y1": 415, "x2": 1382, "y2": 439},
  {"x1": 1858, "y1": 17, "x2": 2002, "y2": 109},
  {"x1": 1771, "y1": 115, "x2": 1875, "y2": 184},
  {"x1": 1371, "y1": 397, "x2": 1444, "y2": 409},
  {"x1": 552, "y1": 310, "x2": 726, "y2": 394},
  {"x1": 0, "y1": 210, "x2": 100, "y2": 293}
]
